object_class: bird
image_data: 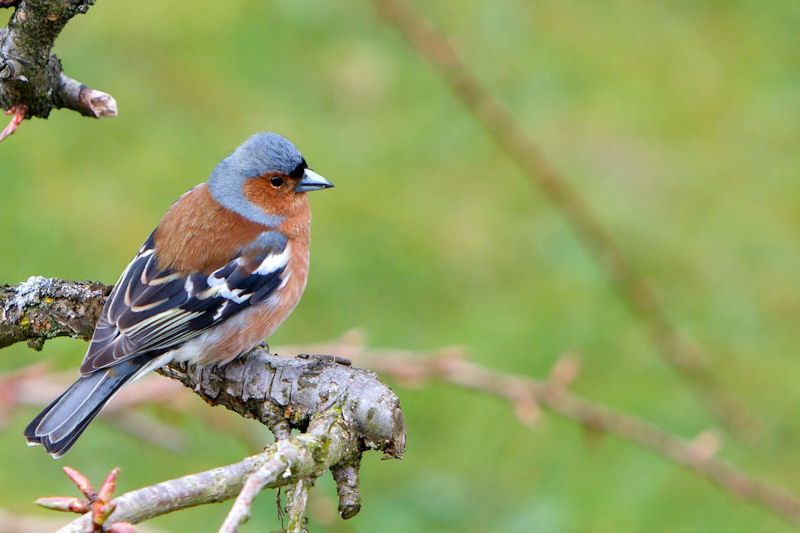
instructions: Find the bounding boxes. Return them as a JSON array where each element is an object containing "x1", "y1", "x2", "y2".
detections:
[{"x1": 24, "y1": 132, "x2": 333, "y2": 457}]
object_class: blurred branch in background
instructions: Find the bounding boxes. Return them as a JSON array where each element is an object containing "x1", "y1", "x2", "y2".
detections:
[
  {"x1": 0, "y1": 0, "x2": 117, "y2": 141},
  {"x1": 0, "y1": 278, "x2": 405, "y2": 531},
  {"x1": 0, "y1": 507, "x2": 161, "y2": 533},
  {"x1": 370, "y1": 0, "x2": 757, "y2": 438},
  {"x1": 284, "y1": 330, "x2": 800, "y2": 529},
  {"x1": 0, "y1": 363, "x2": 188, "y2": 451}
]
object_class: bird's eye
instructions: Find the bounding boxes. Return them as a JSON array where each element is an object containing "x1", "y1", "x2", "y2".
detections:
[{"x1": 270, "y1": 177, "x2": 285, "y2": 188}]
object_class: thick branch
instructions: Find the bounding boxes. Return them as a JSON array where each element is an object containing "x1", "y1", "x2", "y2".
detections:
[
  {"x1": 0, "y1": 0, "x2": 117, "y2": 126},
  {"x1": 0, "y1": 277, "x2": 109, "y2": 350},
  {"x1": 0, "y1": 278, "x2": 405, "y2": 530},
  {"x1": 0, "y1": 277, "x2": 405, "y2": 456},
  {"x1": 156, "y1": 351, "x2": 405, "y2": 460}
]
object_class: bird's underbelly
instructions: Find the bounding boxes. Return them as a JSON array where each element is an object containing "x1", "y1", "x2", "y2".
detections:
[{"x1": 174, "y1": 305, "x2": 286, "y2": 365}]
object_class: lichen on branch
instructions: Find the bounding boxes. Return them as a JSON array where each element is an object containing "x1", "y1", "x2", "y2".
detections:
[{"x1": 0, "y1": 276, "x2": 109, "y2": 350}]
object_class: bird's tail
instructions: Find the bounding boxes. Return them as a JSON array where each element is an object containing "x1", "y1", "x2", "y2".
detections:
[{"x1": 24, "y1": 359, "x2": 143, "y2": 458}]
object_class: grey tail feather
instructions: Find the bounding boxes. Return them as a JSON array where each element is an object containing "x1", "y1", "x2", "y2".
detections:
[{"x1": 24, "y1": 358, "x2": 144, "y2": 458}]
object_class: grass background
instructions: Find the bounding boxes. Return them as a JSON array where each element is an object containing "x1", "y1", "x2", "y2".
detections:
[{"x1": 1, "y1": 0, "x2": 799, "y2": 531}]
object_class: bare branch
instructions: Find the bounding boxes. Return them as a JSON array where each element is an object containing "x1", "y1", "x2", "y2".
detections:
[
  {"x1": 0, "y1": 278, "x2": 405, "y2": 530},
  {"x1": 351, "y1": 345, "x2": 800, "y2": 528},
  {"x1": 10, "y1": 277, "x2": 792, "y2": 526},
  {"x1": 65, "y1": 352, "x2": 402, "y2": 530},
  {"x1": 59, "y1": 403, "x2": 384, "y2": 532},
  {"x1": 154, "y1": 351, "x2": 406, "y2": 460},
  {"x1": 286, "y1": 478, "x2": 311, "y2": 533},
  {"x1": 0, "y1": 0, "x2": 117, "y2": 139},
  {"x1": 57, "y1": 72, "x2": 118, "y2": 118},
  {"x1": 370, "y1": 0, "x2": 757, "y2": 436}
]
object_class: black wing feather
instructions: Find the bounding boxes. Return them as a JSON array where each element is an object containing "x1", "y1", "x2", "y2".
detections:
[{"x1": 80, "y1": 231, "x2": 288, "y2": 375}]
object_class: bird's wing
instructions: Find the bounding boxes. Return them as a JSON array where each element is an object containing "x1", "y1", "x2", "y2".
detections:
[{"x1": 80, "y1": 232, "x2": 289, "y2": 375}]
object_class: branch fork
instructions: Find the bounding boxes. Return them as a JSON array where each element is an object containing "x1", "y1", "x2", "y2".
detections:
[
  {"x1": 1, "y1": 278, "x2": 405, "y2": 531},
  {"x1": 55, "y1": 355, "x2": 405, "y2": 532}
]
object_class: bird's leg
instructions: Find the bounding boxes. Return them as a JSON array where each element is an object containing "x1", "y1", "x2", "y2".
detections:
[
  {"x1": 257, "y1": 340, "x2": 270, "y2": 353},
  {"x1": 0, "y1": 105, "x2": 26, "y2": 142}
]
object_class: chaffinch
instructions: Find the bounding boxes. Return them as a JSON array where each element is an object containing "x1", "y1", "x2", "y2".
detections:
[{"x1": 24, "y1": 132, "x2": 333, "y2": 457}]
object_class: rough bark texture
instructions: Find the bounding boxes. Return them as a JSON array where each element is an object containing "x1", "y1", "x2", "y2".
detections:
[
  {"x1": 156, "y1": 352, "x2": 405, "y2": 459},
  {"x1": 0, "y1": 276, "x2": 109, "y2": 350},
  {"x1": 0, "y1": 0, "x2": 117, "y2": 119}
]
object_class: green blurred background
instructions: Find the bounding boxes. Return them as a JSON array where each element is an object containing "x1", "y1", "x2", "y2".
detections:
[{"x1": 2, "y1": 0, "x2": 800, "y2": 531}]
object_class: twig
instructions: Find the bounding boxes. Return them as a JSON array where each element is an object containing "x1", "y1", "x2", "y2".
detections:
[
  {"x1": 38, "y1": 466, "x2": 135, "y2": 532},
  {"x1": 0, "y1": 103, "x2": 24, "y2": 140},
  {"x1": 370, "y1": 0, "x2": 755, "y2": 436},
  {"x1": 56, "y1": 72, "x2": 118, "y2": 118},
  {"x1": 331, "y1": 461, "x2": 361, "y2": 519},
  {"x1": 286, "y1": 478, "x2": 311, "y2": 533},
  {"x1": 57, "y1": 451, "x2": 279, "y2": 532},
  {"x1": 219, "y1": 462, "x2": 278, "y2": 532},
  {"x1": 354, "y1": 346, "x2": 800, "y2": 528},
  {"x1": 59, "y1": 400, "x2": 395, "y2": 532},
  {"x1": 0, "y1": 0, "x2": 117, "y2": 140}
]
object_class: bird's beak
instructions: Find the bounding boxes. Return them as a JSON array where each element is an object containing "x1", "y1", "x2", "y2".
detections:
[{"x1": 296, "y1": 169, "x2": 334, "y2": 192}]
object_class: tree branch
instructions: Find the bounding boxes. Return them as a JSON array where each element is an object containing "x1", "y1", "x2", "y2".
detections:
[
  {"x1": 0, "y1": 277, "x2": 109, "y2": 350},
  {"x1": 11, "y1": 276, "x2": 794, "y2": 528},
  {"x1": 370, "y1": 0, "x2": 757, "y2": 437},
  {"x1": 59, "y1": 403, "x2": 379, "y2": 532},
  {"x1": 0, "y1": 0, "x2": 117, "y2": 140},
  {"x1": 0, "y1": 278, "x2": 405, "y2": 530},
  {"x1": 347, "y1": 343, "x2": 800, "y2": 528}
]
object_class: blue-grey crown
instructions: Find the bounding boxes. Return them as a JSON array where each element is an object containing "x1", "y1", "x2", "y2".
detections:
[
  {"x1": 208, "y1": 132, "x2": 305, "y2": 226},
  {"x1": 232, "y1": 132, "x2": 305, "y2": 177}
]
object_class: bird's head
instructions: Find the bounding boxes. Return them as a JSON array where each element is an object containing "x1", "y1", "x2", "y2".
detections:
[{"x1": 209, "y1": 132, "x2": 334, "y2": 226}]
